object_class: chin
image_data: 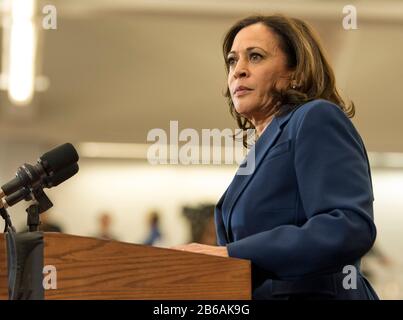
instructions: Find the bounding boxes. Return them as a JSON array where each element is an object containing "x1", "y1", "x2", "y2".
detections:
[{"x1": 234, "y1": 103, "x2": 257, "y2": 119}]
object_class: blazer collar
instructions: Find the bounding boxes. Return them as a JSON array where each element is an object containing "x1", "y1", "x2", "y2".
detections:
[{"x1": 222, "y1": 108, "x2": 296, "y2": 240}]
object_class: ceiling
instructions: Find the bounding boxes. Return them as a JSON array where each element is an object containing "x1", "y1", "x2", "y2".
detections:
[{"x1": 0, "y1": 0, "x2": 402, "y2": 152}]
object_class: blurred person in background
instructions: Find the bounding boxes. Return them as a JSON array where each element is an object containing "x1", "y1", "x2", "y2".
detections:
[
  {"x1": 19, "y1": 210, "x2": 63, "y2": 233},
  {"x1": 174, "y1": 15, "x2": 378, "y2": 300},
  {"x1": 182, "y1": 204, "x2": 217, "y2": 245},
  {"x1": 142, "y1": 210, "x2": 162, "y2": 245},
  {"x1": 39, "y1": 212, "x2": 63, "y2": 233},
  {"x1": 198, "y1": 216, "x2": 217, "y2": 246},
  {"x1": 362, "y1": 243, "x2": 393, "y2": 282},
  {"x1": 95, "y1": 211, "x2": 117, "y2": 241}
]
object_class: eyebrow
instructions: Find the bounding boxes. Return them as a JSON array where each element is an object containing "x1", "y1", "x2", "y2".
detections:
[{"x1": 227, "y1": 47, "x2": 268, "y2": 56}]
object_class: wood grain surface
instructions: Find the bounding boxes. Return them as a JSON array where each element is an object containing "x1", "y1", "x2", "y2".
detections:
[{"x1": 42, "y1": 233, "x2": 251, "y2": 300}]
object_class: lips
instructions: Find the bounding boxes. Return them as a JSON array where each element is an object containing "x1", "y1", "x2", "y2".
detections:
[{"x1": 234, "y1": 86, "x2": 253, "y2": 96}]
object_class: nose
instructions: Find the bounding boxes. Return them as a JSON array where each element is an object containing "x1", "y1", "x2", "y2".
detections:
[{"x1": 233, "y1": 57, "x2": 249, "y2": 79}]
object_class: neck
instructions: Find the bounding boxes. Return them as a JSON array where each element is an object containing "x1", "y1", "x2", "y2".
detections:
[{"x1": 253, "y1": 115, "x2": 274, "y2": 137}]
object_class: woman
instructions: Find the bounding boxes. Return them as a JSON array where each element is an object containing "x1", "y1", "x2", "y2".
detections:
[{"x1": 175, "y1": 15, "x2": 378, "y2": 300}]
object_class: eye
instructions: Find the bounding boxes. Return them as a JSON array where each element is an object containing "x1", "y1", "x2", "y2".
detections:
[
  {"x1": 250, "y1": 52, "x2": 262, "y2": 62},
  {"x1": 226, "y1": 56, "x2": 237, "y2": 67}
]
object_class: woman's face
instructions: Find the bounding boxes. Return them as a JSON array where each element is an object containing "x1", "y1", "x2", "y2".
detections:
[{"x1": 227, "y1": 23, "x2": 292, "y2": 122}]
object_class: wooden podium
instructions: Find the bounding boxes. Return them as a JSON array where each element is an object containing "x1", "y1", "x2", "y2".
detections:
[{"x1": 0, "y1": 233, "x2": 251, "y2": 300}]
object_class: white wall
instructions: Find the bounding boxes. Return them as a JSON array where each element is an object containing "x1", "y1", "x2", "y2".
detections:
[{"x1": 368, "y1": 169, "x2": 403, "y2": 299}]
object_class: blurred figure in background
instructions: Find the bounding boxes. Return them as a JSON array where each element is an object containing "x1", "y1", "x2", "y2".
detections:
[
  {"x1": 182, "y1": 204, "x2": 216, "y2": 245},
  {"x1": 39, "y1": 212, "x2": 63, "y2": 232},
  {"x1": 198, "y1": 215, "x2": 217, "y2": 246},
  {"x1": 142, "y1": 210, "x2": 162, "y2": 245},
  {"x1": 18, "y1": 210, "x2": 64, "y2": 233},
  {"x1": 362, "y1": 243, "x2": 393, "y2": 282},
  {"x1": 95, "y1": 211, "x2": 117, "y2": 241}
]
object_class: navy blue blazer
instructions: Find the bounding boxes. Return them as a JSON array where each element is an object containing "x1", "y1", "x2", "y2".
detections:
[{"x1": 215, "y1": 99, "x2": 379, "y2": 299}]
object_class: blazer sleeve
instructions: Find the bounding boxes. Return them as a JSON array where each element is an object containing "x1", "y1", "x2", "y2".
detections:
[{"x1": 226, "y1": 101, "x2": 377, "y2": 280}]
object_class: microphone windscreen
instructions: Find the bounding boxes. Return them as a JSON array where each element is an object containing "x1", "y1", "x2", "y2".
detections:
[
  {"x1": 46, "y1": 163, "x2": 79, "y2": 188},
  {"x1": 40, "y1": 143, "x2": 79, "y2": 173}
]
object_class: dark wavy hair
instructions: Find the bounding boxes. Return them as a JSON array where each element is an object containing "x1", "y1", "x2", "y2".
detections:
[{"x1": 223, "y1": 15, "x2": 355, "y2": 141}]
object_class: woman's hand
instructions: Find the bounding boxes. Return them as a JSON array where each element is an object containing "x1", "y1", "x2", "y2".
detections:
[{"x1": 171, "y1": 243, "x2": 228, "y2": 257}]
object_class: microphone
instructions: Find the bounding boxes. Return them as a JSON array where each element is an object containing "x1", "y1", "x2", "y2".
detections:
[
  {"x1": 0, "y1": 143, "x2": 79, "y2": 200},
  {"x1": 2, "y1": 163, "x2": 79, "y2": 208},
  {"x1": 43, "y1": 162, "x2": 79, "y2": 188}
]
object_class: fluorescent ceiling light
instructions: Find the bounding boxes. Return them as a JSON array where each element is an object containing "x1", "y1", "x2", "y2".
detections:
[{"x1": 6, "y1": 0, "x2": 37, "y2": 106}]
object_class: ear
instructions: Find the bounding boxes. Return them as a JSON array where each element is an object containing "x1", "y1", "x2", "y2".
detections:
[
  {"x1": 283, "y1": 69, "x2": 294, "y2": 83},
  {"x1": 287, "y1": 70, "x2": 300, "y2": 89}
]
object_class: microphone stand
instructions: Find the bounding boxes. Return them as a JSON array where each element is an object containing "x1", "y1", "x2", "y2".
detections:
[
  {"x1": 26, "y1": 188, "x2": 53, "y2": 232},
  {"x1": 26, "y1": 205, "x2": 41, "y2": 232},
  {"x1": 0, "y1": 187, "x2": 54, "y2": 232}
]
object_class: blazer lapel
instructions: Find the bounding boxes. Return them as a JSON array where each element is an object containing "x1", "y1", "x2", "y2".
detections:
[{"x1": 222, "y1": 110, "x2": 296, "y2": 241}]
